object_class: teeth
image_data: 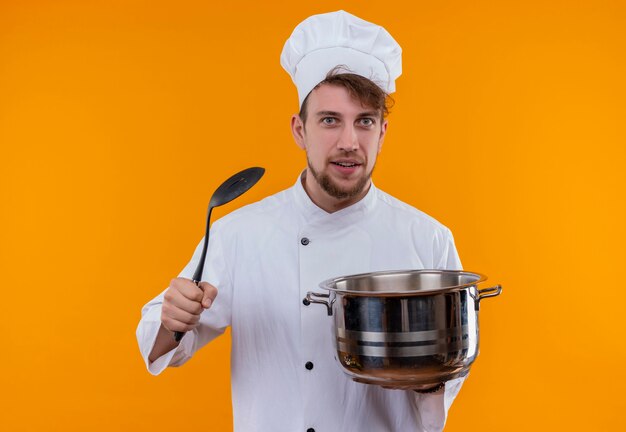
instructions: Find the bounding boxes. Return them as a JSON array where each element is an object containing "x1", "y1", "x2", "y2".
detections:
[{"x1": 334, "y1": 162, "x2": 357, "y2": 167}]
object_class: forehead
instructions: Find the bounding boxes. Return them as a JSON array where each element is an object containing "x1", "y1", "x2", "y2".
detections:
[{"x1": 306, "y1": 83, "x2": 378, "y2": 115}]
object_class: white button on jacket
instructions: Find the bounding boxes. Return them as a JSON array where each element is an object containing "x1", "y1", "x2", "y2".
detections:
[{"x1": 137, "y1": 175, "x2": 466, "y2": 432}]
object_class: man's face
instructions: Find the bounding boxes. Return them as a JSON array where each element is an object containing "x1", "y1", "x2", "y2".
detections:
[{"x1": 291, "y1": 84, "x2": 388, "y2": 211}]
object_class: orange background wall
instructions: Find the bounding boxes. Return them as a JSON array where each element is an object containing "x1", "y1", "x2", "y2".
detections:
[{"x1": 1, "y1": 1, "x2": 625, "y2": 431}]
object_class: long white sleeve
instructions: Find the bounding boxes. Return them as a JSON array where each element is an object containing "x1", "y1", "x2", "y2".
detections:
[
  {"x1": 414, "y1": 376, "x2": 466, "y2": 431},
  {"x1": 136, "y1": 222, "x2": 233, "y2": 375}
]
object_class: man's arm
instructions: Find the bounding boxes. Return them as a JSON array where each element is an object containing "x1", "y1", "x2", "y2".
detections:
[
  {"x1": 414, "y1": 376, "x2": 466, "y2": 431},
  {"x1": 145, "y1": 279, "x2": 217, "y2": 363},
  {"x1": 148, "y1": 324, "x2": 179, "y2": 363}
]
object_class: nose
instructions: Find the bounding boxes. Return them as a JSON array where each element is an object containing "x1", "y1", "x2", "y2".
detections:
[{"x1": 337, "y1": 125, "x2": 358, "y2": 152}]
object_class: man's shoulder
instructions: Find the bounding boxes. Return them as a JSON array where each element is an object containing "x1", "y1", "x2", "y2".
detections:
[
  {"x1": 212, "y1": 185, "x2": 294, "y2": 230},
  {"x1": 374, "y1": 188, "x2": 452, "y2": 234}
]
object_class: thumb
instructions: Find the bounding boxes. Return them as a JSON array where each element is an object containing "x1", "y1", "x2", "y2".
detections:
[{"x1": 199, "y1": 282, "x2": 218, "y2": 309}]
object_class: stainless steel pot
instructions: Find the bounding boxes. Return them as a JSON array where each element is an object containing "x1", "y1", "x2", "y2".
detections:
[{"x1": 306, "y1": 270, "x2": 501, "y2": 388}]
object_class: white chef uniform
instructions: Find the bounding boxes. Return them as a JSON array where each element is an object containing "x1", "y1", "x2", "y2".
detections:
[{"x1": 137, "y1": 175, "x2": 466, "y2": 432}]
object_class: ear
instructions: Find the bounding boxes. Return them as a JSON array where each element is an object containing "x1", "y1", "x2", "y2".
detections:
[
  {"x1": 291, "y1": 114, "x2": 306, "y2": 150},
  {"x1": 377, "y1": 120, "x2": 388, "y2": 153}
]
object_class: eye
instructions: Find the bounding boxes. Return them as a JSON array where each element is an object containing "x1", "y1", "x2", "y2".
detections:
[
  {"x1": 358, "y1": 118, "x2": 375, "y2": 127},
  {"x1": 321, "y1": 117, "x2": 337, "y2": 125}
]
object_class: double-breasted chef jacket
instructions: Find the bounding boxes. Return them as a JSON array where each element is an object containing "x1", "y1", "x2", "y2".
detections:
[{"x1": 137, "y1": 174, "x2": 466, "y2": 432}]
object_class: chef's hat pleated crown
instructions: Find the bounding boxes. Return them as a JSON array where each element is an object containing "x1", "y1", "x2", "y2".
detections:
[{"x1": 280, "y1": 10, "x2": 402, "y2": 107}]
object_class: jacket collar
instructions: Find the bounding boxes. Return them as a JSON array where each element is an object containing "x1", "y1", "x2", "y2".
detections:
[{"x1": 292, "y1": 170, "x2": 378, "y2": 225}]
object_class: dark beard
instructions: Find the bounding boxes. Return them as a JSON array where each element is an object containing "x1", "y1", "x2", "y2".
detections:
[{"x1": 307, "y1": 158, "x2": 374, "y2": 200}]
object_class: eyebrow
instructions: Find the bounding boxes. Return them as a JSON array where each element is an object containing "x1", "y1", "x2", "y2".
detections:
[
  {"x1": 357, "y1": 111, "x2": 379, "y2": 118},
  {"x1": 314, "y1": 110, "x2": 379, "y2": 118},
  {"x1": 315, "y1": 111, "x2": 341, "y2": 117}
]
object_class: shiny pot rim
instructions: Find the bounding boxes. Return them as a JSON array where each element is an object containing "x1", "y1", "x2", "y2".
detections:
[{"x1": 318, "y1": 269, "x2": 488, "y2": 297}]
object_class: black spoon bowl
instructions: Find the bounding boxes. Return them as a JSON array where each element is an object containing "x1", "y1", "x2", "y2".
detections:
[{"x1": 174, "y1": 167, "x2": 265, "y2": 342}]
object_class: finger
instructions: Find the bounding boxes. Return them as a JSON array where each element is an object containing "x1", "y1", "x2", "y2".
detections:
[
  {"x1": 162, "y1": 317, "x2": 195, "y2": 333},
  {"x1": 199, "y1": 282, "x2": 218, "y2": 309},
  {"x1": 162, "y1": 318, "x2": 195, "y2": 333},
  {"x1": 164, "y1": 286, "x2": 203, "y2": 316},
  {"x1": 162, "y1": 302, "x2": 201, "y2": 328},
  {"x1": 170, "y1": 278, "x2": 203, "y2": 302}
]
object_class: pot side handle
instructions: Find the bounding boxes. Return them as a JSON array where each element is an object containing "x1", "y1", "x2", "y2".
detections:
[
  {"x1": 305, "y1": 291, "x2": 333, "y2": 316},
  {"x1": 477, "y1": 285, "x2": 502, "y2": 301}
]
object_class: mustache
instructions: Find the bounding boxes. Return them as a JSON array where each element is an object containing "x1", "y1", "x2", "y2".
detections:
[{"x1": 327, "y1": 153, "x2": 366, "y2": 164}]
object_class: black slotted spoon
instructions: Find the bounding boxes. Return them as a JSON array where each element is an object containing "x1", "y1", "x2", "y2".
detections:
[{"x1": 174, "y1": 167, "x2": 265, "y2": 342}]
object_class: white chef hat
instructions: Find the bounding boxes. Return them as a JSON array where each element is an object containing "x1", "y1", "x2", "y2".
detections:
[{"x1": 280, "y1": 10, "x2": 402, "y2": 107}]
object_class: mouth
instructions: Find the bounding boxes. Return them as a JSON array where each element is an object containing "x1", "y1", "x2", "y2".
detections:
[
  {"x1": 329, "y1": 159, "x2": 363, "y2": 176},
  {"x1": 330, "y1": 160, "x2": 362, "y2": 168}
]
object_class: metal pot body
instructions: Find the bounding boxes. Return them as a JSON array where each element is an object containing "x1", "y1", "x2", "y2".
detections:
[{"x1": 307, "y1": 270, "x2": 501, "y2": 387}]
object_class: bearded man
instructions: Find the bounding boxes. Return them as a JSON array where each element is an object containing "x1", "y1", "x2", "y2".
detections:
[{"x1": 137, "y1": 10, "x2": 466, "y2": 432}]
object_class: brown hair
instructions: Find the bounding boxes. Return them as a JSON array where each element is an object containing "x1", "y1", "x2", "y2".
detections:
[{"x1": 299, "y1": 66, "x2": 394, "y2": 123}]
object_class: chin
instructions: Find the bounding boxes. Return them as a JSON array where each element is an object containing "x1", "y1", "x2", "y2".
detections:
[{"x1": 321, "y1": 175, "x2": 370, "y2": 200}]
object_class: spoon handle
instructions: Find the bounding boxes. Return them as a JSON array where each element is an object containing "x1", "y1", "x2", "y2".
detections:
[
  {"x1": 171, "y1": 167, "x2": 264, "y2": 343},
  {"x1": 173, "y1": 206, "x2": 213, "y2": 342}
]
